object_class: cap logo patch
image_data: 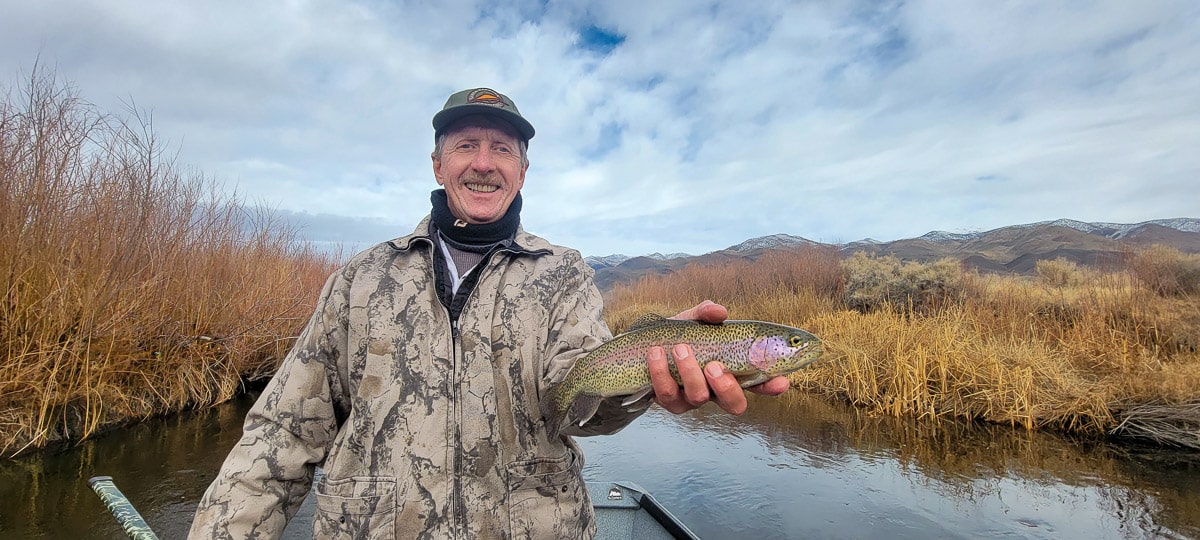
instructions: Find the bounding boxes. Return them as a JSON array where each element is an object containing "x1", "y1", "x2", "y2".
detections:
[{"x1": 467, "y1": 88, "x2": 506, "y2": 108}]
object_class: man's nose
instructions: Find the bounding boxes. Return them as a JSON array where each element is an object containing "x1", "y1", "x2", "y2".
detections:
[{"x1": 471, "y1": 148, "x2": 496, "y2": 171}]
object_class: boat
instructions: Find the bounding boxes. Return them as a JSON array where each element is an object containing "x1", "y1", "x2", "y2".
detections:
[
  {"x1": 90, "y1": 476, "x2": 699, "y2": 539},
  {"x1": 589, "y1": 481, "x2": 700, "y2": 540}
]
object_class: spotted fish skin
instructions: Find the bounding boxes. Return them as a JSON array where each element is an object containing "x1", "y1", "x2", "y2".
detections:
[{"x1": 542, "y1": 315, "x2": 823, "y2": 438}]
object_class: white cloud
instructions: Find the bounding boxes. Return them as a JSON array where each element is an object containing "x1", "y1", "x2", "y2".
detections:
[{"x1": 2, "y1": 0, "x2": 1197, "y2": 257}]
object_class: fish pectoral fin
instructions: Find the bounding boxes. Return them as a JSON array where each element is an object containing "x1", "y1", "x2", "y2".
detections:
[
  {"x1": 568, "y1": 393, "x2": 605, "y2": 429},
  {"x1": 620, "y1": 386, "x2": 654, "y2": 408},
  {"x1": 735, "y1": 373, "x2": 770, "y2": 388}
]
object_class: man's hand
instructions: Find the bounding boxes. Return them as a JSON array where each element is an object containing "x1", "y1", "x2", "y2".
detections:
[{"x1": 646, "y1": 300, "x2": 790, "y2": 416}]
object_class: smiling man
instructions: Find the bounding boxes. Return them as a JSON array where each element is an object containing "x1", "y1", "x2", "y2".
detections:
[
  {"x1": 188, "y1": 87, "x2": 788, "y2": 539},
  {"x1": 432, "y1": 90, "x2": 530, "y2": 226}
]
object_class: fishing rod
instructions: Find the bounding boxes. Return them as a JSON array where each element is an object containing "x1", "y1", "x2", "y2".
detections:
[{"x1": 87, "y1": 476, "x2": 160, "y2": 540}]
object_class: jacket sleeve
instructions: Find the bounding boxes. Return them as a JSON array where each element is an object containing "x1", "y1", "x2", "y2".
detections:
[
  {"x1": 542, "y1": 251, "x2": 653, "y2": 437},
  {"x1": 188, "y1": 270, "x2": 350, "y2": 539}
]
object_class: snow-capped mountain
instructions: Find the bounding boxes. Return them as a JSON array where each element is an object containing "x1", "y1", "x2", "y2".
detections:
[
  {"x1": 916, "y1": 218, "x2": 1200, "y2": 243},
  {"x1": 584, "y1": 252, "x2": 691, "y2": 270},
  {"x1": 723, "y1": 233, "x2": 823, "y2": 253}
]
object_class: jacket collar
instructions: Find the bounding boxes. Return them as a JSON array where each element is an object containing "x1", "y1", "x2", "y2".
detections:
[{"x1": 388, "y1": 216, "x2": 551, "y2": 257}]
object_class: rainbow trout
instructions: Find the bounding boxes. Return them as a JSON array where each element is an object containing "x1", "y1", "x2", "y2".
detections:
[{"x1": 542, "y1": 314, "x2": 823, "y2": 438}]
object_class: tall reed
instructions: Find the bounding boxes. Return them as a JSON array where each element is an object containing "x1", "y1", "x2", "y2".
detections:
[{"x1": 0, "y1": 67, "x2": 337, "y2": 456}]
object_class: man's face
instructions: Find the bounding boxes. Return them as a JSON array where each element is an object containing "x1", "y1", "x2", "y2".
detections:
[{"x1": 432, "y1": 115, "x2": 528, "y2": 225}]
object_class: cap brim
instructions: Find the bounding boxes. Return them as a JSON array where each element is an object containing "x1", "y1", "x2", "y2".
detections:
[{"x1": 433, "y1": 105, "x2": 535, "y2": 141}]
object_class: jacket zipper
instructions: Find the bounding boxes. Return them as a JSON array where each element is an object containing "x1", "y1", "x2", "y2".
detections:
[
  {"x1": 424, "y1": 239, "x2": 467, "y2": 538},
  {"x1": 420, "y1": 239, "x2": 539, "y2": 537},
  {"x1": 447, "y1": 264, "x2": 485, "y2": 538},
  {"x1": 450, "y1": 316, "x2": 463, "y2": 538}
]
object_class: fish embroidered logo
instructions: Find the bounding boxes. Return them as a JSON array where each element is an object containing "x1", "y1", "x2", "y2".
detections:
[{"x1": 467, "y1": 88, "x2": 506, "y2": 108}]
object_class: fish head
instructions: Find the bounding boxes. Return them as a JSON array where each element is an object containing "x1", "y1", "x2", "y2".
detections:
[{"x1": 747, "y1": 325, "x2": 823, "y2": 375}]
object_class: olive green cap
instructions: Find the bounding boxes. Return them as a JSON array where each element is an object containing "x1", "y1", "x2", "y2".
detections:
[{"x1": 432, "y1": 87, "x2": 535, "y2": 141}]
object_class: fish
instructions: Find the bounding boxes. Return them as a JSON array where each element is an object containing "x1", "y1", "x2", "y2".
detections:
[{"x1": 542, "y1": 314, "x2": 823, "y2": 438}]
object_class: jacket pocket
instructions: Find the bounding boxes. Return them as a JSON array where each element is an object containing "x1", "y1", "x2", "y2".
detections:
[
  {"x1": 506, "y1": 450, "x2": 594, "y2": 540},
  {"x1": 313, "y1": 475, "x2": 397, "y2": 540}
]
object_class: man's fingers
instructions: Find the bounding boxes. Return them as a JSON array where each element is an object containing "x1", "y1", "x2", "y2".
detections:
[
  {"x1": 673, "y1": 344, "x2": 710, "y2": 406},
  {"x1": 747, "y1": 376, "x2": 791, "y2": 396},
  {"x1": 647, "y1": 346, "x2": 677, "y2": 400},
  {"x1": 704, "y1": 362, "x2": 748, "y2": 415},
  {"x1": 694, "y1": 301, "x2": 728, "y2": 324},
  {"x1": 671, "y1": 300, "x2": 728, "y2": 324},
  {"x1": 648, "y1": 346, "x2": 688, "y2": 413}
]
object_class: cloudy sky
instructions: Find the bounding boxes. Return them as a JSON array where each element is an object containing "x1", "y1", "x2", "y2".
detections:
[{"x1": 3, "y1": 1, "x2": 1198, "y2": 257}]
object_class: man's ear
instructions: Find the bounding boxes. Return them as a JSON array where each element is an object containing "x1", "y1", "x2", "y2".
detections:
[{"x1": 432, "y1": 153, "x2": 444, "y2": 185}]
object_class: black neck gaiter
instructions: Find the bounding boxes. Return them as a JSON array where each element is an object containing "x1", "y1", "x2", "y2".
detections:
[{"x1": 430, "y1": 189, "x2": 521, "y2": 245}]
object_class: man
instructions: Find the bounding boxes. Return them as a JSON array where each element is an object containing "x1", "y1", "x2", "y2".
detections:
[{"x1": 189, "y1": 87, "x2": 789, "y2": 539}]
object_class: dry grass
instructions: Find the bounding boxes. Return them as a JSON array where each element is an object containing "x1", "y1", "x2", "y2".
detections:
[
  {"x1": 1125, "y1": 244, "x2": 1200, "y2": 297},
  {"x1": 606, "y1": 248, "x2": 1200, "y2": 447},
  {"x1": 0, "y1": 67, "x2": 337, "y2": 456},
  {"x1": 604, "y1": 246, "x2": 843, "y2": 331},
  {"x1": 842, "y1": 252, "x2": 969, "y2": 313}
]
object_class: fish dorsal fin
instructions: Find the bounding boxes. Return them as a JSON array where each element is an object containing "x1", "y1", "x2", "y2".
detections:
[{"x1": 624, "y1": 313, "x2": 668, "y2": 332}]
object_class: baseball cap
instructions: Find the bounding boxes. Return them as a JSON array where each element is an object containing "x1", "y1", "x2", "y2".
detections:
[{"x1": 432, "y1": 87, "x2": 535, "y2": 142}]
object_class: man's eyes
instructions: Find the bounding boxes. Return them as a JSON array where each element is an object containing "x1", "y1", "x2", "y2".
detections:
[{"x1": 453, "y1": 141, "x2": 514, "y2": 155}]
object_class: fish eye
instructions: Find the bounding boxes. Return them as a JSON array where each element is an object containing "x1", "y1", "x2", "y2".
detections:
[{"x1": 789, "y1": 335, "x2": 804, "y2": 347}]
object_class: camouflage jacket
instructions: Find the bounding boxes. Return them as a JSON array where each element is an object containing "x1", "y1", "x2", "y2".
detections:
[{"x1": 189, "y1": 217, "x2": 647, "y2": 539}]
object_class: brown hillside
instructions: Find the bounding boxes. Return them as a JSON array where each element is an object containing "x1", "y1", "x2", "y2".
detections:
[{"x1": 595, "y1": 220, "x2": 1200, "y2": 292}]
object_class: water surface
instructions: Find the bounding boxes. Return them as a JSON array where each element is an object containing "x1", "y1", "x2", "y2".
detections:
[
  {"x1": 580, "y1": 394, "x2": 1200, "y2": 539},
  {"x1": 1, "y1": 392, "x2": 1196, "y2": 539}
]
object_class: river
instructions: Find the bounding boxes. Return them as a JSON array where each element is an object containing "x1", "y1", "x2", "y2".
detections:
[{"x1": 2, "y1": 391, "x2": 1197, "y2": 539}]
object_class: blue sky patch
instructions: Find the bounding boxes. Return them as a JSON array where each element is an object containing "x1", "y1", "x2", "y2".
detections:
[{"x1": 577, "y1": 24, "x2": 625, "y2": 55}]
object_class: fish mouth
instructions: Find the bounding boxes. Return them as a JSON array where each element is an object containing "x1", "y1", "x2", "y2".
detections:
[{"x1": 783, "y1": 347, "x2": 823, "y2": 372}]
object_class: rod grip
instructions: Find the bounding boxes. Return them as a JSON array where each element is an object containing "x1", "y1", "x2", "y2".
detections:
[{"x1": 87, "y1": 476, "x2": 160, "y2": 540}]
